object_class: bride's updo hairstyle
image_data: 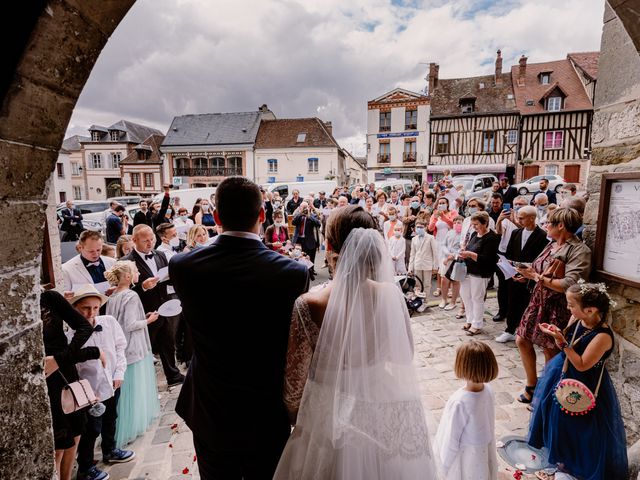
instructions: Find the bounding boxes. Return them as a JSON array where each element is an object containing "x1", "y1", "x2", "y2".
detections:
[{"x1": 325, "y1": 205, "x2": 378, "y2": 255}]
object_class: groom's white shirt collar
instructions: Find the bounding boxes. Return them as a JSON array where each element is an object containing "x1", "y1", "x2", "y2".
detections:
[{"x1": 221, "y1": 231, "x2": 261, "y2": 242}]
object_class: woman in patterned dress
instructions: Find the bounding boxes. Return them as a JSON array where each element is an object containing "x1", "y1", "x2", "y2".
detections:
[{"x1": 513, "y1": 207, "x2": 591, "y2": 404}]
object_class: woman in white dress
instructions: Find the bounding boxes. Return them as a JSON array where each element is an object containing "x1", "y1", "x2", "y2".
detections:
[{"x1": 275, "y1": 205, "x2": 437, "y2": 480}]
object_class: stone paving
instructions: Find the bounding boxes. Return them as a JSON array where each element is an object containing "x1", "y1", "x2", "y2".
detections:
[{"x1": 100, "y1": 280, "x2": 545, "y2": 479}]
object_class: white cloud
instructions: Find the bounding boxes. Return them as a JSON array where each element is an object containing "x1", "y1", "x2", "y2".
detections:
[{"x1": 67, "y1": 0, "x2": 604, "y2": 156}]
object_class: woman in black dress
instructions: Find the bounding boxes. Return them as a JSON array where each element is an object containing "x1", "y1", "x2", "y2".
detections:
[{"x1": 42, "y1": 289, "x2": 104, "y2": 480}]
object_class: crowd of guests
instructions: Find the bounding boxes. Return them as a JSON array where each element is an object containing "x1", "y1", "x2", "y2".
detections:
[{"x1": 44, "y1": 175, "x2": 629, "y2": 480}]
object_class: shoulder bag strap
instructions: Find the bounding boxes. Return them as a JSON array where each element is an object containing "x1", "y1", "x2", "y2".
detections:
[{"x1": 562, "y1": 320, "x2": 581, "y2": 374}]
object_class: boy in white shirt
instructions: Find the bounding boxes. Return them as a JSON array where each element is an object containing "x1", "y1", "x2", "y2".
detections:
[
  {"x1": 408, "y1": 220, "x2": 438, "y2": 298},
  {"x1": 69, "y1": 285, "x2": 133, "y2": 480},
  {"x1": 387, "y1": 224, "x2": 407, "y2": 274}
]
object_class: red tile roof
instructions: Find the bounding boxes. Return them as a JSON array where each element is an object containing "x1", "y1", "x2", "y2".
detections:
[
  {"x1": 255, "y1": 118, "x2": 339, "y2": 149},
  {"x1": 567, "y1": 52, "x2": 600, "y2": 80},
  {"x1": 120, "y1": 134, "x2": 165, "y2": 164},
  {"x1": 510, "y1": 59, "x2": 593, "y2": 114}
]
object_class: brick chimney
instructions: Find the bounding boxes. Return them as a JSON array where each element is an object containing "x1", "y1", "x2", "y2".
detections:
[
  {"x1": 324, "y1": 121, "x2": 333, "y2": 136},
  {"x1": 517, "y1": 55, "x2": 528, "y2": 87},
  {"x1": 495, "y1": 50, "x2": 503, "y2": 86},
  {"x1": 428, "y1": 62, "x2": 439, "y2": 94}
]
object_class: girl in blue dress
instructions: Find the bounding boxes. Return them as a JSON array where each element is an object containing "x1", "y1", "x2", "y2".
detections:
[
  {"x1": 105, "y1": 261, "x2": 161, "y2": 448},
  {"x1": 528, "y1": 281, "x2": 628, "y2": 480}
]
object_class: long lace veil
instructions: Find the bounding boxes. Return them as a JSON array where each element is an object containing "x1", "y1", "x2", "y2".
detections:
[{"x1": 285, "y1": 228, "x2": 436, "y2": 479}]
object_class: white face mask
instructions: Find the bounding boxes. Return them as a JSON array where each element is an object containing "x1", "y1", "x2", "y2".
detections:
[
  {"x1": 179, "y1": 215, "x2": 188, "y2": 221},
  {"x1": 389, "y1": 215, "x2": 397, "y2": 221},
  {"x1": 169, "y1": 237, "x2": 180, "y2": 247},
  {"x1": 274, "y1": 202, "x2": 281, "y2": 208},
  {"x1": 415, "y1": 227, "x2": 426, "y2": 236},
  {"x1": 274, "y1": 221, "x2": 285, "y2": 227},
  {"x1": 438, "y1": 204, "x2": 447, "y2": 211},
  {"x1": 201, "y1": 204, "x2": 210, "y2": 213},
  {"x1": 393, "y1": 231, "x2": 402, "y2": 238}
]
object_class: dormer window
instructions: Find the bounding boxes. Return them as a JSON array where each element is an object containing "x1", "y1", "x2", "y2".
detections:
[
  {"x1": 546, "y1": 96, "x2": 563, "y2": 111},
  {"x1": 296, "y1": 133, "x2": 307, "y2": 143},
  {"x1": 91, "y1": 131, "x2": 100, "y2": 141},
  {"x1": 110, "y1": 130, "x2": 119, "y2": 141},
  {"x1": 540, "y1": 73, "x2": 551, "y2": 85},
  {"x1": 460, "y1": 99, "x2": 475, "y2": 114}
]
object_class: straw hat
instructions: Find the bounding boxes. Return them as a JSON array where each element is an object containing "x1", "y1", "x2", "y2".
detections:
[{"x1": 69, "y1": 284, "x2": 108, "y2": 306}]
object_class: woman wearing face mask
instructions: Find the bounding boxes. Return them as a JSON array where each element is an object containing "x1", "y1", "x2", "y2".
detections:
[
  {"x1": 195, "y1": 200, "x2": 216, "y2": 237},
  {"x1": 173, "y1": 208, "x2": 194, "y2": 242},
  {"x1": 382, "y1": 206, "x2": 400, "y2": 240},
  {"x1": 183, "y1": 225, "x2": 209, "y2": 253},
  {"x1": 264, "y1": 210, "x2": 291, "y2": 253},
  {"x1": 189, "y1": 198, "x2": 202, "y2": 222},
  {"x1": 428, "y1": 197, "x2": 456, "y2": 298},
  {"x1": 372, "y1": 192, "x2": 389, "y2": 229}
]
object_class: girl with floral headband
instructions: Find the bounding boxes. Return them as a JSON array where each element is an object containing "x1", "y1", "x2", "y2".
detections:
[{"x1": 527, "y1": 281, "x2": 628, "y2": 480}]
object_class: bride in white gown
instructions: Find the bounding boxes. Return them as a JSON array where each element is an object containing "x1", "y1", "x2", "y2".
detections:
[{"x1": 274, "y1": 227, "x2": 438, "y2": 480}]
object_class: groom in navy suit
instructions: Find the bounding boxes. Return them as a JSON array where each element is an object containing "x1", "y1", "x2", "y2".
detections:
[{"x1": 170, "y1": 177, "x2": 309, "y2": 479}]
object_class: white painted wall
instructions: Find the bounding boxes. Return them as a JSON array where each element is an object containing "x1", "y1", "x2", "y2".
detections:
[
  {"x1": 254, "y1": 147, "x2": 340, "y2": 184},
  {"x1": 83, "y1": 143, "x2": 129, "y2": 200},
  {"x1": 52, "y1": 151, "x2": 72, "y2": 204}
]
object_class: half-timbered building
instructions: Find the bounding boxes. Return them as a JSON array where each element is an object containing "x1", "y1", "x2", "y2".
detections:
[
  {"x1": 428, "y1": 51, "x2": 519, "y2": 181},
  {"x1": 511, "y1": 54, "x2": 598, "y2": 187}
]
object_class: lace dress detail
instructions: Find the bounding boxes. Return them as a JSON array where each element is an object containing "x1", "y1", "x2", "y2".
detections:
[{"x1": 283, "y1": 296, "x2": 321, "y2": 419}]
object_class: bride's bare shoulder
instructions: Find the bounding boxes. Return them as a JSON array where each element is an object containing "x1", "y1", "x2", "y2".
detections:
[{"x1": 298, "y1": 284, "x2": 332, "y2": 324}]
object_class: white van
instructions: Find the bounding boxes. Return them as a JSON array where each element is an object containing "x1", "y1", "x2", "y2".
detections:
[
  {"x1": 265, "y1": 180, "x2": 338, "y2": 203},
  {"x1": 152, "y1": 187, "x2": 215, "y2": 214}
]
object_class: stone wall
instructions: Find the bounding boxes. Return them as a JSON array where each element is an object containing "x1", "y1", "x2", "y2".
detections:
[
  {"x1": 0, "y1": 1, "x2": 134, "y2": 477},
  {"x1": 584, "y1": 2, "x2": 640, "y2": 475}
]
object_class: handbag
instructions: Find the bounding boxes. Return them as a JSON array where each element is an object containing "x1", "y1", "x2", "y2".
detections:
[
  {"x1": 554, "y1": 323, "x2": 605, "y2": 415},
  {"x1": 58, "y1": 370, "x2": 98, "y2": 414},
  {"x1": 449, "y1": 259, "x2": 467, "y2": 282}
]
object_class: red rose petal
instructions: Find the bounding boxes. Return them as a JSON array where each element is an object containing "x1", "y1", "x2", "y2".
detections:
[
  {"x1": 193, "y1": 455, "x2": 197, "y2": 462},
  {"x1": 182, "y1": 467, "x2": 190, "y2": 474},
  {"x1": 168, "y1": 443, "x2": 173, "y2": 448}
]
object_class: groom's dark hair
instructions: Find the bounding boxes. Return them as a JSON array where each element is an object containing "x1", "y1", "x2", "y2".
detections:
[{"x1": 215, "y1": 176, "x2": 263, "y2": 231}]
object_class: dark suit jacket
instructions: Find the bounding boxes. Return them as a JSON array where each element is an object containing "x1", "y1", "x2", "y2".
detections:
[
  {"x1": 133, "y1": 210, "x2": 153, "y2": 227},
  {"x1": 60, "y1": 207, "x2": 83, "y2": 231},
  {"x1": 122, "y1": 249, "x2": 171, "y2": 313},
  {"x1": 500, "y1": 186, "x2": 518, "y2": 205},
  {"x1": 291, "y1": 213, "x2": 320, "y2": 250},
  {"x1": 505, "y1": 226, "x2": 549, "y2": 263},
  {"x1": 530, "y1": 189, "x2": 557, "y2": 205},
  {"x1": 170, "y1": 234, "x2": 309, "y2": 451}
]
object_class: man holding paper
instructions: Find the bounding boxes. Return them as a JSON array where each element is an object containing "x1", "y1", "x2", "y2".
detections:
[
  {"x1": 123, "y1": 224, "x2": 183, "y2": 386},
  {"x1": 62, "y1": 230, "x2": 116, "y2": 294}
]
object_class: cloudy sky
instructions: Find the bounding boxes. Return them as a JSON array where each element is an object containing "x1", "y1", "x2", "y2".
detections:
[{"x1": 66, "y1": 0, "x2": 605, "y2": 156}]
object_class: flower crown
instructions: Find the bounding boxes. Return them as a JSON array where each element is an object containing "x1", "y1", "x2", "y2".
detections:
[{"x1": 576, "y1": 279, "x2": 617, "y2": 308}]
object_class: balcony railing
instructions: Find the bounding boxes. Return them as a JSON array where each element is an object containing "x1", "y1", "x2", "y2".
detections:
[
  {"x1": 405, "y1": 123, "x2": 417, "y2": 130},
  {"x1": 403, "y1": 153, "x2": 416, "y2": 163},
  {"x1": 377, "y1": 154, "x2": 390, "y2": 164},
  {"x1": 174, "y1": 167, "x2": 243, "y2": 177},
  {"x1": 379, "y1": 125, "x2": 391, "y2": 132}
]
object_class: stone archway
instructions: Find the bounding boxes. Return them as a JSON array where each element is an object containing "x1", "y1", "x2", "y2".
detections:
[
  {"x1": 3, "y1": 1, "x2": 640, "y2": 478},
  {"x1": 1, "y1": 2, "x2": 135, "y2": 477}
]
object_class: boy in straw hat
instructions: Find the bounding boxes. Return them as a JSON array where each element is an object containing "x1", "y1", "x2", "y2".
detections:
[{"x1": 67, "y1": 285, "x2": 133, "y2": 480}]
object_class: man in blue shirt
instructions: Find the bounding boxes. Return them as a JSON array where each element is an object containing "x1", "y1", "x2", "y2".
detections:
[{"x1": 105, "y1": 204, "x2": 127, "y2": 244}]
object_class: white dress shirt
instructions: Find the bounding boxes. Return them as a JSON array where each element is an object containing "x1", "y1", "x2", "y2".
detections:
[
  {"x1": 67, "y1": 315, "x2": 127, "y2": 402},
  {"x1": 135, "y1": 247, "x2": 158, "y2": 276},
  {"x1": 221, "y1": 231, "x2": 262, "y2": 242}
]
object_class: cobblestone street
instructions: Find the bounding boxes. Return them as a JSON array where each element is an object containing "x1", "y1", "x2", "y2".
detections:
[{"x1": 98, "y1": 289, "x2": 545, "y2": 480}]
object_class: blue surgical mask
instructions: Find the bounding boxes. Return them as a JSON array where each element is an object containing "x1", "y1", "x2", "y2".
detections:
[
  {"x1": 179, "y1": 215, "x2": 188, "y2": 221},
  {"x1": 513, "y1": 206, "x2": 521, "y2": 212},
  {"x1": 389, "y1": 215, "x2": 397, "y2": 221},
  {"x1": 468, "y1": 207, "x2": 478, "y2": 214},
  {"x1": 537, "y1": 205, "x2": 546, "y2": 212},
  {"x1": 411, "y1": 202, "x2": 420, "y2": 209},
  {"x1": 415, "y1": 227, "x2": 425, "y2": 237}
]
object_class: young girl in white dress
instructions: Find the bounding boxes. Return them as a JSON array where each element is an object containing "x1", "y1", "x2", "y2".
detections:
[
  {"x1": 434, "y1": 340, "x2": 498, "y2": 480},
  {"x1": 387, "y1": 223, "x2": 407, "y2": 274}
]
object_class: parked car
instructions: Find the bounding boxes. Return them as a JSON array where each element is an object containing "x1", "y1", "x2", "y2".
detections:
[
  {"x1": 56, "y1": 201, "x2": 111, "y2": 232},
  {"x1": 107, "y1": 195, "x2": 143, "y2": 206},
  {"x1": 512, "y1": 175, "x2": 565, "y2": 195},
  {"x1": 451, "y1": 174, "x2": 499, "y2": 200},
  {"x1": 373, "y1": 179, "x2": 415, "y2": 197},
  {"x1": 265, "y1": 180, "x2": 337, "y2": 204}
]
